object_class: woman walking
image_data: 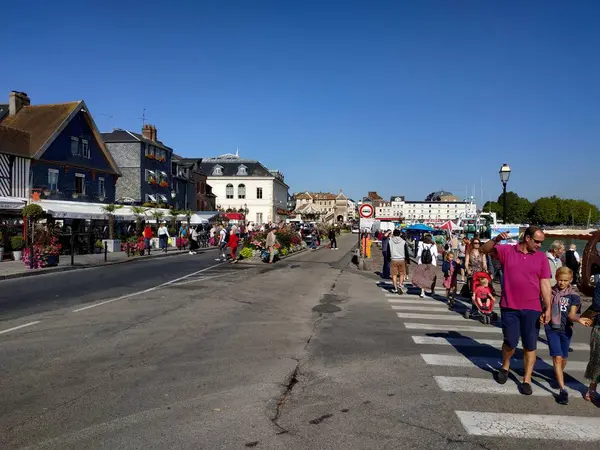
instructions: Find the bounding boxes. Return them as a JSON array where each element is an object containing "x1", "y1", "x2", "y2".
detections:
[
  {"x1": 157, "y1": 221, "x2": 170, "y2": 253},
  {"x1": 189, "y1": 226, "x2": 199, "y2": 255},
  {"x1": 381, "y1": 230, "x2": 392, "y2": 279},
  {"x1": 413, "y1": 234, "x2": 439, "y2": 298},
  {"x1": 465, "y1": 237, "x2": 487, "y2": 276}
]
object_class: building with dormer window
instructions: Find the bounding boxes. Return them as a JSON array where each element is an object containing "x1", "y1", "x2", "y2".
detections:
[{"x1": 200, "y1": 153, "x2": 289, "y2": 224}]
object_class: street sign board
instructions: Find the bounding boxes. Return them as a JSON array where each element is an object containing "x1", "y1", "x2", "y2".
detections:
[{"x1": 359, "y1": 204, "x2": 374, "y2": 219}]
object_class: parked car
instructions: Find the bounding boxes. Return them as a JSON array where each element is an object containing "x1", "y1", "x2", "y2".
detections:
[{"x1": 351, "y1": 225, "x2": 360, "y2": 234}]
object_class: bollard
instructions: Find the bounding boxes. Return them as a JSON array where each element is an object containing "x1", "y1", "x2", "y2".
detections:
[
  {"x1": 104, "y1": 241, "x2": 108, "y2": 262},
  {"x1": 70, "y1": 234, "x2": 75, "y2": 266},
  {"x1": 126, "y1": 243, "x2": 130, "y2": 258}
]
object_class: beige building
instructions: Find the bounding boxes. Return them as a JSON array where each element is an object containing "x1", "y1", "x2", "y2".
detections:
[{"x1": 293, "y1": 191, "x2": 349, "y2": 223}]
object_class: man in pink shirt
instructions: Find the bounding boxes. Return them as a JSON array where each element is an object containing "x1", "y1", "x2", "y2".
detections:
[{"x1": 481, "y1": 226, "x2": 552, "y2": 395}]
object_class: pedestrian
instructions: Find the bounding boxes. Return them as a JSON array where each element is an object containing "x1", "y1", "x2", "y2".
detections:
[
  {"x1": 228, "y1": 228, "x2": 240, "y2": 263},
  {"x1": 189, "y1": 226, "x2": 199, "y2": 255},
  {"x1": 465, "y1": 237, "x2": 487, "y2": 275},
  {"x1": 388, "y1": 229, "x2": 410, "y2": 294},
  {"x1": 266, "y1": 226, "x2": 278, "y2": 264},
  {"x1": 442, "y1": 251, "x2": 460, "y2": 307},
  {"x1": 413, "y1": 234, "x2": 439, "y2": 298},
  {"x1": 328, "y1": 227, "x2": 338, "y2": 250},
  {"x1": 157, "y1": 221, "x2": 170, "y2": 253},
  {"x1": 216, "y1": 225, "x2": 228, "y2": 261},
  {"x1": 565, "y1": 244, "x2": 581, "y2": 285},
  {"x1": 381, "y1": 230, "x2": 392, "y2": 279},
  {"x1": 457, "y1": 235, "x2": 468, "y2": 282},
  {"x1": 544, "y1": 267, "x2": 588, "y2": 405},
  {"x1": 546, "y1": 240, "x2": 565, "y2": 280},
  {"x1": 143, "y1": 224, "x2": 153, "y2": 255},
  {"x1": 480, "y1": 226, "x2": 552, "y2": 395},
  {"x1": 583, "y1": 280, "x2": 600, "y2": 402}
]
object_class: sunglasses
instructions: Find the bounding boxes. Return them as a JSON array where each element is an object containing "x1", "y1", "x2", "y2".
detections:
[
  {"x1": 527, "y1": 236, "x2": 544, "y2": 244},
  {"x1": 473, "y1": 242, "x2": 480, "y2": 245}
]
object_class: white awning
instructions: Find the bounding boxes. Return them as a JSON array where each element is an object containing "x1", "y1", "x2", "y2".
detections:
[
  {"x1": 38, "y1": 200, "x2": 136, "y2": 221},
  {"x1": 159, "y1": 194, "x2": 168, "y2": 202},
  {"x1": 0, "y1": 196, "x2": 25, "y2": 210},
  {"x1": 148, "y1": 194, "x2": 157, "y2": 202},
  {"x1": 189, "y1": 211, "x2": 220, "y2": 225}
]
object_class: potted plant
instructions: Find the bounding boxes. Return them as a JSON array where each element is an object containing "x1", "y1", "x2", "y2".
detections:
[
  {"x1": 94, "y1": 240, "x2": 104, "y2": 254},
  {"x1": 10, "y1": 236, "x2": 24, "y2": 261},
  {"x1": 100, "y1": 204, "x2": 124, "y2": 252},
  {"x1": 159, "y1": 180, "x2": 169, "y2": 188},
  {"x1": 131, "y1": 206, "x2": 148, "y2": 236},
  {"x1": 43, "y1": 237, "x2": 62, "y2": 266}
]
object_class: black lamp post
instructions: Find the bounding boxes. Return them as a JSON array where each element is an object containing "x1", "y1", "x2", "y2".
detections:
[{"x1": 499, "y1": 163, "x2": 511, "y2": 224}]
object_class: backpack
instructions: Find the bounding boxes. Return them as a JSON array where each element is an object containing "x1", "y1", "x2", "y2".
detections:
[{"x1": 421, "y1": 244, "x2": 433, "y2": 265}]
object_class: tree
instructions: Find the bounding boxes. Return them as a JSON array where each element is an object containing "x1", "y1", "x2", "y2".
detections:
[
  {"x1": 168, "y1": 208, "x2": 180, "y2": 229},
  {"x1": 100, "y1": 204, "x2": 124, "y2": 240},
  {"x1": 497, "y1": 191, "x2": 531, "y2": 224},
  {"x1": 182, "y1": 209, "x2": 193, "y2": 226},
  {"x1": 529, "y1": 197, "x2": 560, "y2": 225},
  {"x1": 131, "y1": 206, "x2": 148, "y2": 236},
  {"x1": 150, "y1": 210, "x2": 164, "y2": 229},
  {"x1": 482, "y1": 201, "x2": 503, "y2": 216}
]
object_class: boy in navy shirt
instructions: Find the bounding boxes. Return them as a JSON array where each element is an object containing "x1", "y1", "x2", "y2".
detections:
[{"x1": 545, "y1": 267, "x2": 588, "y2": 405}]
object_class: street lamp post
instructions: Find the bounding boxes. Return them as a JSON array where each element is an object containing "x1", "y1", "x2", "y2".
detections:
[{"x1": 499, "y1": 164, "x2": 511, "y2": 224}]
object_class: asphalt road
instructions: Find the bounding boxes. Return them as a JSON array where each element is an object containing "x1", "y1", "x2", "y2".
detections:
[
  {"x1": 2, "y1": 234, "x2": 600, "y2": 449},
  {"x1": 0, "y1": 248, "x2": 221, "y2": 322}
]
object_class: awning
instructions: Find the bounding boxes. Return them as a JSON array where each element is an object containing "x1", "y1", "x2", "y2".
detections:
[
  {"x1": 159, "y1": 194, "x2": 168, "y2": 202},
  {"x1": 223, "y1": 212, "x2": 244, "y2": 220},
  {"x1": 189, "y1": 211, "x2": 220, "y2": 225},
  {"x1": 148, "y1": 194, "x2": 157, "y2": 202},
  {"x1": 38, "y1": 200, "x2": 136, "y2": 221},
  {"x1": 0, "y1": 196, "x2": 26, "y2": 210}
]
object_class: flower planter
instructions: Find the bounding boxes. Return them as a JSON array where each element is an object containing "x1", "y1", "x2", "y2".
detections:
[
  {"x1": 95, "y1": 247, "x2": 102, "y2": 254},
  {"x1": 12, "y1": 250, "x2": 22, "y2": 261},
  {"x1": 46, "y1": 254, "x2": 59, "y2": 267}
]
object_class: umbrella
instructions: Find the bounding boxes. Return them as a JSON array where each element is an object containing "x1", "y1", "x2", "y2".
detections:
[
  {"x1": 439, "y1": 220, "x2": 462, "y2": 231},
  {"x1": 406, "y1": 224, "x2": 434, "y2": 232}
]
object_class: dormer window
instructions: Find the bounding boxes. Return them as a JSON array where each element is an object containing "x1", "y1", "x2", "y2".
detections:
[
  {"x1": 236, "y1": 164, "x2": 248, "y2": 176},
  {"x1": 212, "y1": 165, "x2": 223, "y2": 176}
]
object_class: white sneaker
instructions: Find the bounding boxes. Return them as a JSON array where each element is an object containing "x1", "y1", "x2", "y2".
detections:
[
  {"x1": 189, "y1": 251, "x2": 194, "y2": 255},
  {"x1": 420, "y1": 291, "x2": 425, "y2": 298}
]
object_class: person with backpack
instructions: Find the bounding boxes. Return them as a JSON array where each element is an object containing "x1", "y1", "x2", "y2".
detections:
[
  {"x1": 388, "y1": 229, "x2": 411, "y2": 294},
  {"x1": 412, "y1": 234, "x2": 439, "y2": 298}
]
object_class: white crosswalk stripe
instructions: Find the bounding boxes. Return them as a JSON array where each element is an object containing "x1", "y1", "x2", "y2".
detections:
[
  {"x1": 455, "y1": 411, "x2": 600, "y2": 441},
  {"x1": 421, "y1": 353, "x2": 588, "y2": 371},
  {"x1": 411, "y1": 335, "x2": 590, "y2": 350},
  {"x1": 404, "y1": 322, "x2": 503, "y2": 333},
  {"x1": 434, "y1": 376, "x2": 587, "y2": 398},
  {"x1": 378, "y1": 282, "x2": 600, "y2": 442},
  {"x1": 397, "y1": 312, "x2": 468, "y2": 321}
]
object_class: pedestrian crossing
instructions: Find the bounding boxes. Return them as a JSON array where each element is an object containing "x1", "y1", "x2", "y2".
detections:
[{"x1": 377, "y1": 281, "x2": 600, "y2": 443}]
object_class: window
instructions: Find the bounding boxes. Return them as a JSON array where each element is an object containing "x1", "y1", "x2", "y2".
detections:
[
  {"x1": 256, "y1": 213, "x2": 263, "y2": 224},
  {"x1": 81, "y1": 139, "x2": 90, "y2": 159},
  {"x1": 256, "y1": 187, "x2": 263, "y2": 199},
  {"x1": 70, "y1": 137, "x2": 79, "y2": 156},
  {"x1": 75, "y1": 173, "x2": 85, "y2": 195},
  {"x1": 238, "y1": 184, "x2": 246, "y2": 199},
  {"x1": 212, "y1": 165, "x2": 223, "y2": 176},
  {"x1": 98, "y1": 177, "x2": 105, "y2": 198},
  {"x1": 145, "y1": 169, "x2": 155, "y2": 182},
  {"x1": 146, "y1": 145, "x2": 154, "y2": 157},
  {"x1": 226, "y1": 183, "x2": 234, "y2": 199},
  {"x1": 48, "y1": 169, "x2": 59, "y2": 191},
  {"x1": 236, "y1": 164, "x2": 247, "y2": 176}
]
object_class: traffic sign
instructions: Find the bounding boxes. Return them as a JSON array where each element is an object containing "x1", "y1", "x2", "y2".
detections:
[{"x1": 359, "y1": 204, "x2": 374, "y2": 219}]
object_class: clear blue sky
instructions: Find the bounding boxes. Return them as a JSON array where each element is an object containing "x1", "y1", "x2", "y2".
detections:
[{"x1": 2, "y1": 0, "x2": 598, "y2": 206}]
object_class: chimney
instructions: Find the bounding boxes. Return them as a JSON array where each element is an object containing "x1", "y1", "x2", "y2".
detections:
[
  {"x1": 9, "y1": 91, "x2": 30, "y2": 115},
  {"x1": 142, "y1": 124, "x2": 157, "y2": 141}
]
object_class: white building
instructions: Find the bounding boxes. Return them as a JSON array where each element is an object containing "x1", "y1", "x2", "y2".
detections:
[
  {"x1": 376, "y1": 196, "x2": 477, "y2": 225},
  {"x1": 200, "y1": 153, "x2": 289, "y2": 224},
  {"x1": 347, "y1": 198, "x2": 358, "y2": 221}
]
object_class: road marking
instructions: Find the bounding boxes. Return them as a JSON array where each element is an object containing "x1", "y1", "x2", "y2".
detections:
[
  {"x1": 404, "y1": 323, "x2": 502, "y2": 333},
  {"x1": 435, "y1": 376, "x2": 586, "y2": 397},
  {"x1": 391, "y1": 305, "x2": 452, "y2": 312},
  {"x1": 169, "y1": 273, "x2": 230, "y2": 287},
  {"x1": 0, "y1": 321, "x2": 41, "y2": 335},
  {"x1": 396, "y1": 313, "x2": 465, "y2": 321},
  {"x1": 72, "y1": 262, "x2": 227, "y2": 312},
  {"x1": 411, "y1": 336, "x2": 590, "y2": 350},
  {"x1": 387, "y1": 298, "x2": 445, "y2": 305},
  {"x1": 455, "y1": 411, "x2": 600, "y2": 441},
  {"x1": 420, "y1": 353, "x2": 588, "y2": 371}
]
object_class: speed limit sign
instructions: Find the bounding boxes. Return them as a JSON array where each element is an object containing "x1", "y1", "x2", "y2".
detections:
[{"x1": 359, "y1": 204, "x2": 374, "y2": 219}]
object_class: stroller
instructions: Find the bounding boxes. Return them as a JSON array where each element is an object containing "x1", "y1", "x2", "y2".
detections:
[{"x1": 463, "y1": 271, "x2": 498, "y2": 324}]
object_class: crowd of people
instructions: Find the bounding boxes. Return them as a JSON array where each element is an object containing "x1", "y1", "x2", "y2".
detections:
[{"x1": 379, "y1": 225, "x2": 600, "y2": 405}]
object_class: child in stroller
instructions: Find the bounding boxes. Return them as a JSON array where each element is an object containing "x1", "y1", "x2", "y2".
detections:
[{"x1": 464, "y1": 272, "x2": 498, "y2": 324}]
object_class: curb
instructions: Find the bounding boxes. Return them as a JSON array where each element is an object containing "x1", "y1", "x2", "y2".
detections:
[{"x1": 0, "y1": 247, "x2": 217, "y2": 281}]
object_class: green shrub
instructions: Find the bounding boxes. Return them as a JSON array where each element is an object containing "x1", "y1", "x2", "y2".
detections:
[
  {"x1": 10, "y1": 236, "x2": 25, "y2": 250},
  {"x1": 95, "y1": 240, "x2": 104, "y2": 248},
  {"x1": 239, "y1": 247, "x2": 253, "y2": 259},
  {"x1": 22, "y1": 204, "x2": 44, "y2": 219}
]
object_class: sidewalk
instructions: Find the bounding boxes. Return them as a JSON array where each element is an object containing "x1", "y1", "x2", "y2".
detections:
[{"x1": 0, "y1": 248, "x2": 212, "y2": 281}]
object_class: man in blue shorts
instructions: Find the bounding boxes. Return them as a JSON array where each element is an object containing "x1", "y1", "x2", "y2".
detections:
[{"x1": 481, "y1": 226, "x2": 552, "y2": 395}]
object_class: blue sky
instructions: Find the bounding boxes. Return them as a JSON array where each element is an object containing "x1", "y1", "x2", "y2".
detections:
[{"x1": 2, "y1": 0, "x2": 598, "y2": 206}]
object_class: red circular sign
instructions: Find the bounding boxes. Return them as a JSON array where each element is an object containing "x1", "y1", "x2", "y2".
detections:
[{"x1": 359, "y1": 204, "x2": 374, "y2": 218}]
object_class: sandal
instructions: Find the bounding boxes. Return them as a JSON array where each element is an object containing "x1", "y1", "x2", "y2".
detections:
[{"x1": 584, "y1": 390, "x2": 597, "y2": 402}]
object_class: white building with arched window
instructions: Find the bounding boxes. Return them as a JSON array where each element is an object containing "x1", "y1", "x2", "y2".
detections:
[{"x1": 200, "y1": 153, "x2": 289, "y2": 224}]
